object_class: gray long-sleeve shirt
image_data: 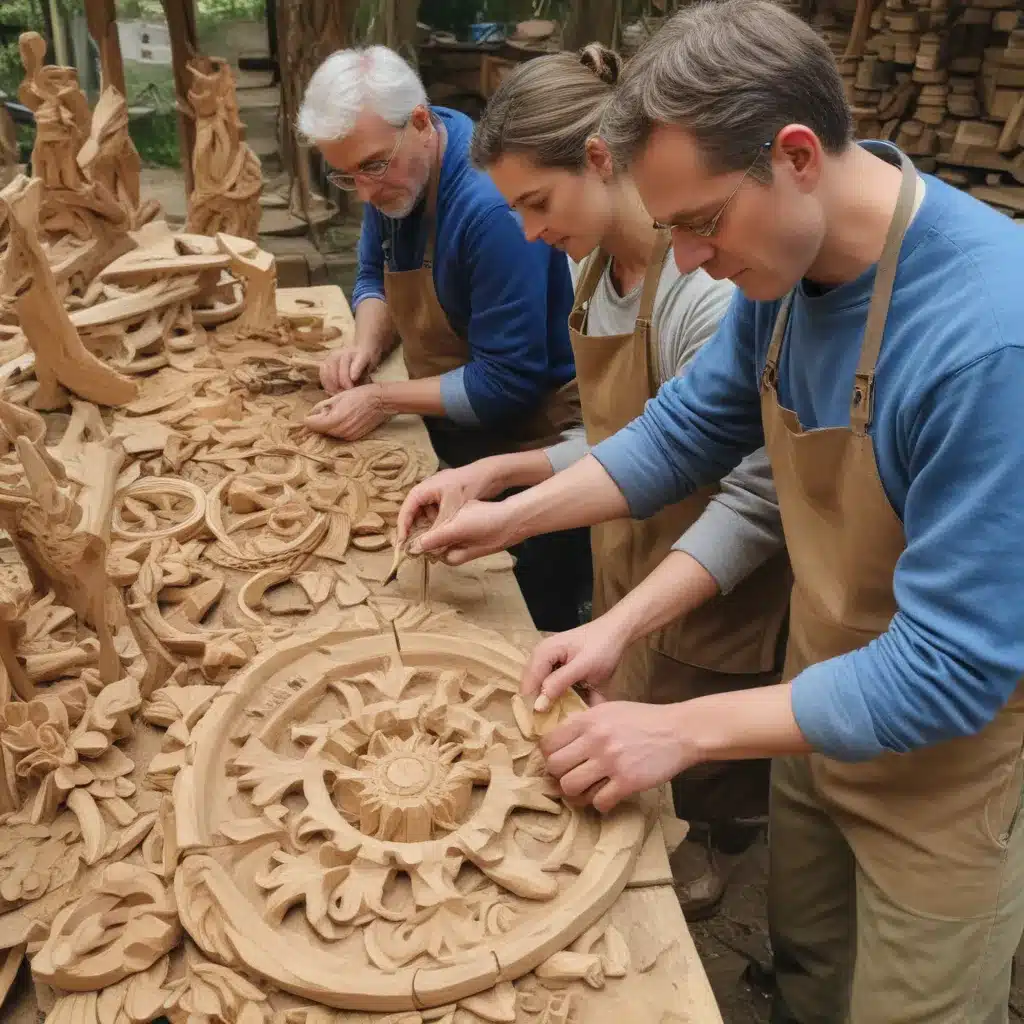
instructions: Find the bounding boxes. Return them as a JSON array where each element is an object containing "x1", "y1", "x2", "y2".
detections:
[{"x1": 545, "y1": 250, "x2": 785, "y2": 594}]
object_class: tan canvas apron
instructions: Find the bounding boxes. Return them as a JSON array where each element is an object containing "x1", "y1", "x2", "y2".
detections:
[
  {"x1": 570, "y1": 234, "x2": 792, "y2": 706},
  {"x1": 383, "y1": 129, "x2": 581, "y2": 453},
  {"x1": 761, "y1": 151, "x2": 1024, "y2": 914}
]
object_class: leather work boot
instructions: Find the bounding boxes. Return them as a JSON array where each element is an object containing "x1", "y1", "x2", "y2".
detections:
[{"x1": 670, "y1": 819, "x2": 765, "y2": 921}]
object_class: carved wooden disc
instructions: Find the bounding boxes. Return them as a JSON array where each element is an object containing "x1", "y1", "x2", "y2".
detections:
[{"x1": 174, "y1": 626, "x2": 647, "y2": 1012}]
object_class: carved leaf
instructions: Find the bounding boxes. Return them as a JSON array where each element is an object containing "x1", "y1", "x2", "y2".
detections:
[
  {"x1": 254, "y1": 847, "x2": 352, "y2": 940},
  {"x1": 33, "y1": 863, "x2": 181, "y2": 990},
  {"x1": 230, "y1": 736, "x2": 311, "y2": 805}
]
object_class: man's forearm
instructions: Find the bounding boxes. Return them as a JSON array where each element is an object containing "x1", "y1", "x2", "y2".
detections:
[
  {"x1": 354, "y1": 298, "x2": 397, "y2": 365},
  {"x1": 379, "y1": 377, "x2": 447, "y2": 418},
  {"x1": 602, "y1": 550, "x2": 721, "y2": 646},
  {"x1": 676, "y1": 683, "x2": 812, "y2": 762},
  {"x1": 505, "y1": 454, "x2": 630, "y2": 543}
]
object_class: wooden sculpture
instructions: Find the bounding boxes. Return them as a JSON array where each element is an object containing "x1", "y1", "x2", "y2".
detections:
[
  {"x1": 77, "y1": 87, "x2": 162, "y2": 231},
  {"x1": 185, "y1": 57, "x2": 263, "y2": 241},
  {"x1": 216, "y1": 233, "x2": 277, "y2": 331},
  {"x1": 0, "y1": 107, "x2": 17, "y2": 190},
  {"x1": 0, "y1": 176, "x2": 139, "y2": 408},
  {"x1": 16, "y1": 32, "x2": 134, "y2": 270},
  {"x1": 174, "y1": 626, "x2": 648, "y2": 1011},
  {"x1": 0, "y1": 398, "x2": 125, "y2": 683}
]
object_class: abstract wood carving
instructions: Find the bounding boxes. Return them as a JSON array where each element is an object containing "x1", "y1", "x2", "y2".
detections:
[
  {"x1": 0, "y1": 106, "x2": 17, "y2": 190},
  {"x1": 77, "y1": 87, "x2": 162, "y2": 231},
  {"x1": 185, "y1": 57, "x2": 262, "y2": 241},
  {"x1": 0, "y1": 177, "x2": 139, "y2": 408},
  {"x1": 16, "y1": 33, "x2": 134, "y2": 277},
  {"x1": 0, "y1": 401, "x2": 125, "y2": 683}
]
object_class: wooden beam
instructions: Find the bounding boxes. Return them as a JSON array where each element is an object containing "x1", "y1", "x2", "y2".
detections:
[
  {"x1": 84, "y1": 0, "x2": 126, "y2": 95},
  {"x1": 46, "y1": 0, "x2": 69, "y2": 65},
  {"x1": 563, "y1": 0, "x2": 618, "y2": 52},
  {"x1": 161, "y1": 0, "x2": 199, "y2": 194}
]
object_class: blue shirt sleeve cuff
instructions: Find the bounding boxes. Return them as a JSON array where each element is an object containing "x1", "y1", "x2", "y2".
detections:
[
  {"x1": 791, "y1": 657, "x2": 886, "y2": 762},
  {"x1": 352, "y1": 288, "x2": 386, "y2": 309},
  {"x1": 591, "y1": 429, "x2": 663, "y2": 519},
  {"x1": 439, "y1": 366, "x2": 481, "y2": 427}
]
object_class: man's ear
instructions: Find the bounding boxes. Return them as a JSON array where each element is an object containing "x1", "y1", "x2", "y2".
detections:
[{"x1": 410, "y1": 105, "x2": 432, "y2": 133}]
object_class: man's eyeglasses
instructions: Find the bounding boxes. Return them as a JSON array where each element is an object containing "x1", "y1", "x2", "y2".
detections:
[
  {"x1": 656, "y1": 140, "x2": 773, "y2": 239},
  {"x1": 326, "y1": 122, "x2": 408, "y2": 191}
]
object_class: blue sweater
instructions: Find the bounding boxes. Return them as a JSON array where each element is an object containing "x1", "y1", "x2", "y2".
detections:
[
  {"x1": 352, "y1": 107, "x2": 575, "y2": 427},
  {"x1": 593, "y1": 155, "x2": 1024, "y2": 762}
]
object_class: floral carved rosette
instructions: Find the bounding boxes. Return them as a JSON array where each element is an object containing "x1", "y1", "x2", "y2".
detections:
[{"x1": 173, "y1": 626, "x2": 647, "y2": 1012}]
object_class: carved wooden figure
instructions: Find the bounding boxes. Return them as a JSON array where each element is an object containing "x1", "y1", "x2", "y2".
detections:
[
  {"x1": 16, "y1": 32, "x2": 134, "y2": 279},
  {"x1": 0, "y1": 399, "x2": 125, "y2": 683},
  {"x1": 77, "y1": 86, "x2": 161, "y2": 230},
  {"x1": 0, "y1": 106, "x2": 17, "y2": 190},
  {"x1": 185, "y1": 57, "x2": 262, "y2": 240},
  {"x1": 0, "y1": 176, "x2": 139, "y2": 408}
]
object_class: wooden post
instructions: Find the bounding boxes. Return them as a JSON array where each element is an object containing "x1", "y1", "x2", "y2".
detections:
[
  {"x1": 161, "y1": 0, "x2": 199, "y2": 195},
  {"x1": 84, "y1": 0, "x2": 126, "y2": 95},
  {"x1": 563, "y1": 0, "x2": 618, "y2": 51},
  {"x1": 46, "y1": 0, "x2": 70, "y2": 65}
]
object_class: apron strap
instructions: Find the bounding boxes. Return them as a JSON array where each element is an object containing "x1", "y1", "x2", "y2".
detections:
[
  {"x1": 762, "y1": 291, "x2": 794, "y2": 389},
  {"x1": 761, "y1": 151, "x2": 919, "y2": 428},
  {"x1": 421, "y1": 120, "x2": 447, "y2": 270},
  {"x1": 636, "y1": 229, "x2": 671, "y2": 329},
  {"x1": 850, "y1": 150, "x2": 918, "y2": 433},
  {"x1": 572, "y1": 248, "x2": 611, "y2": 308},
  {"x1": 637, "y1": 229, "x2": 671, "y2": 387},
  {"x1": 572, "y1": 230, "x2": 671, "y2": 350}
]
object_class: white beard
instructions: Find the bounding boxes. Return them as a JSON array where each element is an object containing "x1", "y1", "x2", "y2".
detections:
[
  {"x1": 375, "y1": 164, "x2": 430, "y2": 219},
  {"x1": 377, "y1": 191, "x2": 421, "y2": 219}
]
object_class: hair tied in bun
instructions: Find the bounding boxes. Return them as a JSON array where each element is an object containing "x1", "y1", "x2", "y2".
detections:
[{"x1": 578, "y1": 43, "x2": 621, "y2": 86}]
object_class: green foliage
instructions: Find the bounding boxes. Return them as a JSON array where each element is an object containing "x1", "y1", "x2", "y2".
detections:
[
  {"x1": 195, "y1": 0, "x2": 267, "y2": 35},
  {"x1": 130, "y1": 109, "x2": 181, "y2": 167},
  {"x1": 0, "y1": 0, "x2": 39, "y2": 98}
]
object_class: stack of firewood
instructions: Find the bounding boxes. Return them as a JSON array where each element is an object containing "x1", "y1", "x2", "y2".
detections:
[{"x1": 813, "y1": 0, "x2": 1023, "y2": 220}]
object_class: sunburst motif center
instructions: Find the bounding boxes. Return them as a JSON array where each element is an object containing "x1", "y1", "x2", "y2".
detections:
[
  {"x1": 382, "y1": 754, "x2": 431, "y2": 794},
  {"x1": 330, "y1": 729, "x2": 486, "y2": 843}
]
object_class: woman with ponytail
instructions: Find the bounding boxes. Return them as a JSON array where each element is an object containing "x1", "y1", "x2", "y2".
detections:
[{"x1": 398, "y1": 44, "x2": 792, "y2": 920}]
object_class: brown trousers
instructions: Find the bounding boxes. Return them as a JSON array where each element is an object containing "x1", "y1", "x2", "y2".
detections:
[{"x1": 769, "y1": 753, "x2": 1024, "y2": 1023}]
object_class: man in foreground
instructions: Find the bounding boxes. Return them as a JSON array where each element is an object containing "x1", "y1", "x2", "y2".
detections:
[{"x1": 407, "y1": 2, "x2": 1024, "y2": 1019}]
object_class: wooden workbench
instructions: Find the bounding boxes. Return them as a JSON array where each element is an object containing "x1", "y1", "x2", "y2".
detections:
[{"x1": 2, "y1": 283, "x2": 722, "y2": 1024}]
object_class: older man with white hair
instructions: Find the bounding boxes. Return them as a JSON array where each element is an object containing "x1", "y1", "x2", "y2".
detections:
[
  {"x1": 298, "y1": 46, "x2": 580, "y2": 460},
  {"x1": 297, "y1": 46, "x2": 590, "y2": 632}
]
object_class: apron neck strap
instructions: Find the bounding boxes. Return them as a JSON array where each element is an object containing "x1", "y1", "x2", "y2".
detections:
[
  {"x1": 635, "y1": 229, "x2": 671, "y2": 331},
  {"x1": 850, "y1": 150, "x2": 918, "y2": 432},
  {"x1": 422, "y1": 119, "x2": 446, "y2": 269},
  {"x1": 762, "y1": 151, "x2": 919, "y2": 434},
  {"x1": 573, "y1": 228, "x2": 671, "y2": 331},
  {"x1": 764, "y1": 290, "x2": 794, "y2": 385},
  {"x1": 573, "y1": 248, "x2": 611, "y2": 309}
]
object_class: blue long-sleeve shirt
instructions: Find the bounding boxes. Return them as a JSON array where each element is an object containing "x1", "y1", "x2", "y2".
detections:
[
  {"x1": 592, "y1": 150, "x2": 1024, "y2": 762},
  {"x1": 352, "y1": 107, "x2": 575, "y2": 428}
]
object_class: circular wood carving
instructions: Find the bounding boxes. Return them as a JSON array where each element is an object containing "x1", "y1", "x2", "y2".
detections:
[
  {"x1": 111, "y1": 478, "x2": 206, "y2": 542},
  {"x1": 174, "y1": 627, "x2": 647, "y2": 1012}
]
